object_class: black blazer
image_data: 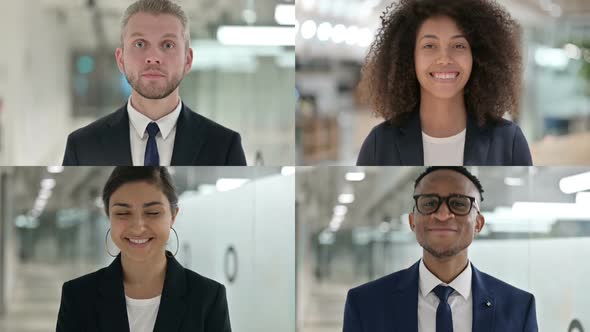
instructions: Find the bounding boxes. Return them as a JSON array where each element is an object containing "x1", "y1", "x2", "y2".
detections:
[
  {"x1": 357, "y1": 112, "x2": 533, "y2": 166},
  {"x1": 62, "y1": 104, "x2": 247, "y2": 166},
  {"x1": 56, "y1": 254, "x2": 231, "y2": 332}
]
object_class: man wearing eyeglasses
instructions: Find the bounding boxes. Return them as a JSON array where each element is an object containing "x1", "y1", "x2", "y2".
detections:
[{"x1": 343, "y1": 166, "x2": 538, "y2": 332}]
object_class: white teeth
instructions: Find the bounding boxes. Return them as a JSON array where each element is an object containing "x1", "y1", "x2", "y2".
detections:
[
  {"x1": 432, "y1": 72, "x2": 459, "y2": 79},
  {"x1": 129, "y1": 238, "x2": 149, "y2": 244}
]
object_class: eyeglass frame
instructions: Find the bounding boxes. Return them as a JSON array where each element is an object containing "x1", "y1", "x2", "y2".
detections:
[{"x1": 412, "y1": 194, "x2": 480, "y2": 216}]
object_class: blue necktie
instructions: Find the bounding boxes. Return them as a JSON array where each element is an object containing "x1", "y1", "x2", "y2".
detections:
[
  {"x1": 144, "y1": 122, "x2": 160, "y2": 166},
  {"x1": 433, "y1": 285, "x2": 454, "y2": 332}
]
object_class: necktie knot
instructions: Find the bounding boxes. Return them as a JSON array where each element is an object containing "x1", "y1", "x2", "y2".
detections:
[
  {"x1": 433, "y1": 285, "x2": 454, "y2": 303},
  {"x1": 146, "y1": 122, "x2": 160, "y2": 138}
]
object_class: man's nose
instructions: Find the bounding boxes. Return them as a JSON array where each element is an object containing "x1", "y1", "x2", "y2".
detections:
[
  {"x1": 145, "y1": 54, "x2": 161, "y2": 65},
  {"x1": 432, "y1": 201, "x2": 454, "y2": 221}
]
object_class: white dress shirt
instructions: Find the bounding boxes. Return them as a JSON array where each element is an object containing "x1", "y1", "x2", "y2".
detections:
[
  {"x1": 125, "y1": 295, "x2": 161, "y2": 332},
  {"x1": 127, "y1": 97, "x2": 182, "y2": 166},
  {"x1": 418, "y1": 259, "x2": 472, "y2": 332},
  {"x1": 422, "y1": 129, "x2": 466, "y2": 166}
]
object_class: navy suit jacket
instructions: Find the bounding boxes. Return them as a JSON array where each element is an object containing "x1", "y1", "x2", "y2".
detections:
[
  {"x1": 343, "y1": 261, "x2": 538, "y2": 332},
  {"x1": 63, "y1": 104, "x2": 246, "y2": 166},
  {"x1": 56, "y1": 254, "x2": 231, "y2": 332},
  {"x1": 357, "y1": 112, "x2": 532, "y2": 166}
]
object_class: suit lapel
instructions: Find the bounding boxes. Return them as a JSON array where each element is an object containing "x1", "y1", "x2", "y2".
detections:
[
  {"x1": 170, "y1": 104, "x2": 206, "y2": 165},
  {"x1": 389, "y1": 261, "x2": 420, "y2": 332},
  {"x1": 96, "y1": 255, "x2": 130, "y2": 332},
  {"x1": 471, "y1": 264, "x2": 495, "y2": 332},
  {"x1": 396, "y1": 113, "x2": 424, "y2": 165},
  {"x1": 153, "y1": 255, "x2": 188, "y2": 332},
  {"x1": 463, "y1": 114, "x2": 491, "y2": 165},
  {"x1": 103, "y1": 106, "x2": 133, "y2": 165}
]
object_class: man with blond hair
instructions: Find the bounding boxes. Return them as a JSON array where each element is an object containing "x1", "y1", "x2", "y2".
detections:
[{"x1": 63, "y1": 0, "x2": 246, "y2": 166}]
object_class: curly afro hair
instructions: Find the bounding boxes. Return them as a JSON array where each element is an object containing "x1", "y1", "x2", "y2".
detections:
[{"x1": 362, "y1": 0, "x2": 522, "y2": 127}]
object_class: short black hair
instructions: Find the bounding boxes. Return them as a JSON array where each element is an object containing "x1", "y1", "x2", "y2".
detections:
[
  {"x1": 414, "y1": 166, "x2": 484, "y2": 201},
  {"x1": 102, "y1": 166, "x2": 179, "y2": 215}
]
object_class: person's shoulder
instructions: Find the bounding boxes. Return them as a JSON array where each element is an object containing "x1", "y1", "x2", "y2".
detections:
[
  {"x1": 67, "y1": 107, "x2": 126, "y2": 140},
  {"x1": 182, "y1": 105, "x2": 239, "y2": 137},
  {"x1": 183, "y1": 267, "x2": 225, "y2": 293},
  {"x1": 476, "y1": 268, "x2": 534, "y2": 300},
  {"x1": 486, "y1": 117, "x2": 523, "y2": 135},
  {"x1": 348, "y1": 266, "x2": 409, "y2": 297},
  {"x1": 62, "y1": 266, "x2": 108, "y2": 295},
  {"x1": 369, "y1": 120, "x2": 397, "y2": 134}
]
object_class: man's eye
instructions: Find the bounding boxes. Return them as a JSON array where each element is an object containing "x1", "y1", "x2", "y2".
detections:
[
  {"x1": 163, "y1": 42, "x2": 174, "y2": 49},
  {"x1": 115, "y1": 212, "x2": 130, "y2": 216},
  {"x1": 135, "y1": 41, "x2": 145, "y2": 48},
  {"x1": 146, "y1": 212, "x2": 161, "y2": 216},
  {"x1": 423, "y1": 200, "x2": 437, "y2": 207}
]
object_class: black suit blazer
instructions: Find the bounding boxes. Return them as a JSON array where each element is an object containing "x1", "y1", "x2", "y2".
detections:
[
  {"x1": 357, "y1": 112, "x2": 533, "y2": 166},
  {"x1": 62, "y1": 104, "x2": 246, "y2": 166},
  {"x1": 56, "y1": 254, "x2": 231, "y2": 332}
]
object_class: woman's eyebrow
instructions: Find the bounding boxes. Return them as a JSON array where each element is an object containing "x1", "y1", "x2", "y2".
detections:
[
  {"x1": 143, "y1": 201, "x2": 164, "y2": 208},
  {"x1": 419, "y1": 34, "x2": 466, "y2": 40},
  {"x1": 112, "y1": 202, "x2": 131, "y2": 208}
]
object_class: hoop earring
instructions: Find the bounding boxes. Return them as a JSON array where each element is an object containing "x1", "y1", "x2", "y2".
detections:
[
  {"x1": 105, "y1": 228, "x2": 119, "y2": 257},
  {"x1": 166, "y1": 227, "x2": 179, "y2": 257}
]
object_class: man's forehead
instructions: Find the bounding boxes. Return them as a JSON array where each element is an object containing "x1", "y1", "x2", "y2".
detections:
[
  {"x1": 124, "y1": 12, "x2": 183, "y2": 35},
  {"x1": 415, "y1": 169, "x2": 477, "y2": 194}
]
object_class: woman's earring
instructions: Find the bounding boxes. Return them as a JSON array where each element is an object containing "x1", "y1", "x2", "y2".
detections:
[
  {"x1": 166, "y1": 227, "x2": 179, "y2": 257},
  {"x1": 105, "y1": 228, "x2": 119, "y2": 257}
]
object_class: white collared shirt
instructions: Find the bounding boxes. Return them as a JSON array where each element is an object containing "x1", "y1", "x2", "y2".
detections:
[
  {"x1": 418, "y1": 259, "x2": 472, "y2": 332},
  {"x1": 127, "y1": 97, "x2": 182, "y2": 166},
  {"x1": 422, "y1": 129, "x2": 466, "y2": 166},
  {"x1": 125, "y1": 295, "x2": 161, "y2": 332}
]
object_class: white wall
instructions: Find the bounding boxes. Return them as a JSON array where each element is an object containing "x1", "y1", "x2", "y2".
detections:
[
  {"x1": 0, "y1": 0, "x2": 71, "y2": 165},
  {"x1": 175, "y1": 174, "x2": 295, "y2": 332}
]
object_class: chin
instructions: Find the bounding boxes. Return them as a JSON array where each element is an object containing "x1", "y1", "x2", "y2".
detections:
[{"x1": 423, "y1": 87, "x2": 465, "y2": 100}]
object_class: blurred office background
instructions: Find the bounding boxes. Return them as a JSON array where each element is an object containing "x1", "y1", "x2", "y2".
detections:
[
  {"x1": 297, "y1": 166, "x2": 590, "y2": 331},
  {"x1": 0, "y1": 0, "x2": 295, "y2": 166},
  {"x1": 0, "y1": 166, "x2": 295, "y2": 332},
  {"x1": 295, "y1": 0, "x2": 590, "y2": 165}
]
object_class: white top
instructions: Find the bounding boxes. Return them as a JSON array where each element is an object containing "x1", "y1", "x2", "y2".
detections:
[
  {"x1": 422, "y1": 129, "x2": 466, "y2": 166},
  {"x1": 127, "y1": 97, "x2": 182, "y2": 166},
  {"x1": 418, "y1": 259, "x2": 472, "y2": 332},
  {"x1": 126, "y1": 295, "x2": 161, "y2": 332}
]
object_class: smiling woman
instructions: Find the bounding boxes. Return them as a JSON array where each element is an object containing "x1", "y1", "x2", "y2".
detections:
[
  {"x1": 356, "y1": 0, "x2": 532, "y2": 166},
  {"x1": 56, "y1": 167, "x2": 232, "y2": 332}
]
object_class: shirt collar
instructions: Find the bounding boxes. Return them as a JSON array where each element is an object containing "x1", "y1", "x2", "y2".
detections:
[
  {"x1": 127, "y1": 97, "x2": 182, "y2": 140},
  {"x1": 419, "y1": 258, "x2": 472, "y2": 301}
]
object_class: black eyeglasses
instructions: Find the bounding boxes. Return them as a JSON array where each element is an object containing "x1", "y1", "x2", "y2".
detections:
[{"x1": 413, "y1": 194, "x2": 479, "y2": 216}]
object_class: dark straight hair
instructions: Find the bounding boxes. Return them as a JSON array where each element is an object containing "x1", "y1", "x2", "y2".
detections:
[{"x1": 102, "y1": 166, "x2": 179, "y2": 215}]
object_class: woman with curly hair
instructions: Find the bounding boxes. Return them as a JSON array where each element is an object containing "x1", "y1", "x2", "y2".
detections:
[{"x1": 357, "y1": 0, "x2": 532, "y2": 166}]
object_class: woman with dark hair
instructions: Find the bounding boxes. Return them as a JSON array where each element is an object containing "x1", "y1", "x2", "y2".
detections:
[
  {"x1": 357, "y1": 0, "x2": 532, "y2": 166},
  {"x1": 56, "y1": 167, "x2": 231, "y2": 332}
]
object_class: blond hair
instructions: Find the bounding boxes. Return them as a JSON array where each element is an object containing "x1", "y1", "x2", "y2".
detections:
[{"x1": 121, "y1": 0, "x2": 190, "y2": 51}]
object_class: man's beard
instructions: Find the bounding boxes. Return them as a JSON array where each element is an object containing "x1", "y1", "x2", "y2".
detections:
[
  {"x1": 126, "y1": 70, "x2": 183, "y2": 100},
  {"x1": 421, "y1": 241, "x2": 468, "y2": 259}
]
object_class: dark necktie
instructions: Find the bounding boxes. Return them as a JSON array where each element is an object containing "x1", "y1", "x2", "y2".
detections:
[
  {"x1": 144, "y1": 122, "x2": 160, "y2": 166},
  {"x1": 433, "y1": 285, "x2": 454, "y2": 332}
]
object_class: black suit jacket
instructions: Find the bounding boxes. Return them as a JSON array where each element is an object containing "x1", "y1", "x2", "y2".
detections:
[
  {"x1": 63, "y1": 104, "x2": 246, "y2": 166},
  {"x1": 56, "y1": 254, "x2": 231, "y2": 332},
  {"x1": 357, "y1": 112, "x2": 533, "y2": 166}
]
